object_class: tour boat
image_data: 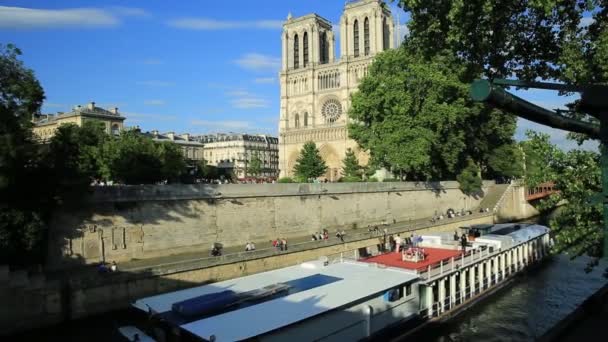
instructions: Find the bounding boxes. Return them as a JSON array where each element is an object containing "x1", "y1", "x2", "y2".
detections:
[{"x1": 119, "y1": 223, "x2": 551, "y2": 341}]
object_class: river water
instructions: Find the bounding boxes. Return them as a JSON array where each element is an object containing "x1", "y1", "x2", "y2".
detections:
[
  {"x1": 11, "y1": 217, "x2": 608, "y2": 342},
  {"x1": 406, "y1": 215, "x2": 608, "y2": 342}
]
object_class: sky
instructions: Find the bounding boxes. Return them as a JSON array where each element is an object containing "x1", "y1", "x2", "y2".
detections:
[{"x1": 0, "y1": 0, "x2": 597, "y2": 150}]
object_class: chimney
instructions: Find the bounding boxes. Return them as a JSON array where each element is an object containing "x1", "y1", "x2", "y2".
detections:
[
  {"x1": 166, "y1": 132, "x2": 175, "y2": 140},
  {"x1": 88, "y1": 102, "x2": 95, "y2": 110},
  {"x1": 180, "y1": 133, "x2": 190, "y2": 141},
  {"x1": 111, "y1": 107, "x2": 119, "y2": 115}
]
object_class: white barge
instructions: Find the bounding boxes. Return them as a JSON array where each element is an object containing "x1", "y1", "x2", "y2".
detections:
[{"x1": 120, "y1": 223, "x2": 551, "y2": 342}]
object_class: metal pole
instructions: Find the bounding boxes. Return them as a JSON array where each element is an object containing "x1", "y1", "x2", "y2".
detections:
[{"x1": 601, "y1": 121, "x2": 608, "y2": 258}]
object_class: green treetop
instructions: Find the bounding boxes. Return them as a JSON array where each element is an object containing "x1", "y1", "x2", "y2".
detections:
[
  {"x1": 293, "y1": 142, "x2": 327, "y2": 182},
  {"x1": 457, "y1": 160, "x2": 482, "y2": 196},
  {"x1": 248, "y1": 152, "x2": 262, "y2": 178},
  {"x1": 341, "y1": 148, "x2": 362, "y2": 181}
]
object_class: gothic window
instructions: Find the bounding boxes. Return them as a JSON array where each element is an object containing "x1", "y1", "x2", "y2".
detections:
[
  {"x1": 319, "y1": 31, "x2": 328, "y2": 64},
  {"x1": 364, "y1": 17, "x2": 370, "y2": 56},
  {"x1": 111, "y1": 123, "x2": 120, "y2": 135},
  {"x1": 383, "y1": 17, "x2": 390, "y2": 50},
  {"x1": 354, "y1": 20, "x2": 360, "y2": 57},
  {"x1": 304, "y1": 112, "x2": 308, "y2": 127},
  {"x1": 303, "y1": 32, "x2": 309, "y2": 67},
  {"x1": 294, "y1": 34, "x2": 299, "y2": 69},
  {"x1": 295, "y1": 113, "x2": 300, "y2": 128},
  {"x1": 321, "y1": 99, "x2": 343, "y2": 124}
]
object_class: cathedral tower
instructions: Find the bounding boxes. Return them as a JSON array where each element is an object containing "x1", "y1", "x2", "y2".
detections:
[{"x1": 278, "y1": 0, "x2": 394, "y2": 181}]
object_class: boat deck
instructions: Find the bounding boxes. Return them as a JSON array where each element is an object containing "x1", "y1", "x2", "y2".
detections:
[{"x1": 361, "y1": 248, "x2": 463, "y2": 271}]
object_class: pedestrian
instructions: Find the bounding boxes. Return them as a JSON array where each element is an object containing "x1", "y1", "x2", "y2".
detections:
[
  {"x1": 460, "y1": 234, "x2": 468, "y2": 253},
  {"x1": 281, "y1": 238, "x2": 288, "y2": 251},
  {"x1": 110, "y1": 261, "x2": 118, "y2": 272}
]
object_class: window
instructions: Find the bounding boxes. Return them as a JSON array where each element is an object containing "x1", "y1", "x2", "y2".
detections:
[
  {"x1": 294, "y1": 113, "x2": 300, "y2": 128},
  {"x1": 294, "y1": 34, "x2": 299, "y2": 69},
  {"x1": 364, "y1": 17, "x2": 370, "y2": 56},
  {"x1": 384, "y1": 287, "x2": 403, "y2": 302},
  {"x1": 383, "y1": 18, "x2": 391, "y2": 50},
  {"x1": 405, "y1": 283, "x2": 412, "y2": 296},
  {"x1": 303, "y1": 32, "x2": 309, "y2": 67},
  {"x1": 303, "y1": 112, "x2": 308, "y2": 127},
  {"x1": 353, "y1": 20, "x2": 359, "y2": 57},
  {"x1": 319, "y1": 31, "x2": 328, "y2": 64},
  {"x1": 111, "y1": 123, "x2": 120, "y2": 135}
]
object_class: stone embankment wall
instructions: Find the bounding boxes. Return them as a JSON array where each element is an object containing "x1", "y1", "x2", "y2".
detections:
[
  {"x1": 47, "y1": 181, "x2": 493, "y2": 269},
  {"x1": 1, "y1": 214, "x2": 493, "y2": 336},
  {"x1": 494, "y1": 183, "x2": 541, "y2": 222}
]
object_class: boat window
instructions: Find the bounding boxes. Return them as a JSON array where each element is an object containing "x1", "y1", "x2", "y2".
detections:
[
  {"x1": 405, "y1": 283, "x2": 412, "y2": 296},
  {"x1": 384, "y1": 287, "x2": 403, "y2": 302}
]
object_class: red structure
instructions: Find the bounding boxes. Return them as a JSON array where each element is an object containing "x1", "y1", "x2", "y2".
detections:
[
  {"x1": 361, "y1": 247, "x2": 462, "y2": 272},
  {"x1": 526, "y1": 181, "x2": 557, "y2": 201}
]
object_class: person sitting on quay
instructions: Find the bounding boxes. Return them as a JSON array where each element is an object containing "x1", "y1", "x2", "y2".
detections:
[
  {"x1": 281, "y1": 238, "x2": 288, "y2": 251},
  {"x1": 110, "y1": 261, "x2": 118, "y2": 272},
  {"x1": 273, "y1": 238, "x2": 281, "y2": 250},
  {"x1": 317, "y1": 232, "x2": 323, "y2": 241},
  {"x1": 312, "y1": 233, "x2": 318, "y2": 241},
  {"x1": 245, "y1": 242, "x2": 256, "y2": 251},
  {"x1": 323, "y1": 230, "x2": 329, "y2": 240}
]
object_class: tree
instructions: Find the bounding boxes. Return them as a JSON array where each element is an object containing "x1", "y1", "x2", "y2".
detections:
[
  {"x1": 341, "y1": 148, "x2": 362, "y2": 181},
  {"x1": 293, "y1": 142, "x2": 327, "y2": 182},
  {"x1": 520, "y1": 130, "x2": 563, "y2": 187},
  {"x1": 157, "y1": 142, "x2": 187, "y2": 183},
  {"x1": 248, "y1": 153, "x2": 262, "y2": 178},
  {"x1": 0, "y1": 44, "x2": 46, "y2": 265},
  {"x1": 100, "y1": 130, "x2": 163, "y2": 184},
  {"x1": 348, "y1": 48, "x2": 516, "y2": 180},
  {"x1": 487, "y1": 144, "x2": 524, "y2": 179},
  {"x1": 457, "y1": 160, "x2": 482, "y2": 196}
]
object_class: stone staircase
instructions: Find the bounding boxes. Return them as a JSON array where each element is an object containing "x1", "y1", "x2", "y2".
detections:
[{"x1": 479, "y1": 183, "x2": 511, "y2": 210}]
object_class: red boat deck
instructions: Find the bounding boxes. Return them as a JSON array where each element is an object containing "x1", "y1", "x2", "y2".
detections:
[{"x1": 361, "y1": 247, "x2": 463, "y2": 271}]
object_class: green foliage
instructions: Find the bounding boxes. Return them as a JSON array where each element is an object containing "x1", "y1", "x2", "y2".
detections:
[
  {"x1": 100, "y1": 130, "x2": 163, "y2": 184},
  {"x1": 341, "y1": 148, "x2": 361, "y2": 179},
  {"x1": 248, "y1": 153, "x2": 262, "y2": 177},
  {"x1": 0, "y1": 44, "x2": 46, "y2": 265},
  {"x1": 457, "y1": 161, "x2": 482, "y2": 196},
  {"x1": 293, "y1": 142, "x2": 327, "y2": 181},
  {"x1": 194, "y1": 160, "x2": 220, "y2": 180},
  {"x1": 382, "y1": 178, "x2": 401, "y2": 182},
  {"x1": 278, "y1": 177, "x2": 294, "y2": 183},
  {"x1": 367, "y1": 177, "x2": 379, "y2": 182},
  {"x1": 348, "y1": 47, "x2": 516, "y2": 181},
  {"x1": 520, "y1": 130, "x2": 563, "y2": 187},
  {"x1": 157, "y1": 142, "x2": 187, "y2": 183},
  {"x1": 488, "y1": 144, "x2": 524, "y2": 179}
]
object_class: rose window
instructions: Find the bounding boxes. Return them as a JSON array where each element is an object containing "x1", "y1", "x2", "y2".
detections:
[{"x1": 321, "y1": 99, "x2": 342, "y2": 123}]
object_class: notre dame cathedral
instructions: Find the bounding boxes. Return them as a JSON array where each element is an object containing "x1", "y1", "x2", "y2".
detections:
[{"x1": 278, "y1": 0, "x2": 395, "y2": 180}]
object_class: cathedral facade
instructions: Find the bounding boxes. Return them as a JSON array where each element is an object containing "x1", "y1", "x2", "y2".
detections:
[{"x1": 278, "y1": 0, "x2": 394, "y2": 181}]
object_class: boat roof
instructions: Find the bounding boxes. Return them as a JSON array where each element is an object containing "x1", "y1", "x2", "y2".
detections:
[{"x1": 133, "y1": 260, "x2": 418, "y2": 341}]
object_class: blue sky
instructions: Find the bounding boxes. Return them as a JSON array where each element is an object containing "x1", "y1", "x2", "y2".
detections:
[{"x1": 0, "y1": 0, "x2": 596, "y2": 150}]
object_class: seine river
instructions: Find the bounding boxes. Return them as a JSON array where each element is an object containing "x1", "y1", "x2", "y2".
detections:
[
  {"x1": 12, "y1": 216, "x2": 608, "y2": 342},
  {"x1": 403, "y1": 215, "x2": 608, "y2": 342}
]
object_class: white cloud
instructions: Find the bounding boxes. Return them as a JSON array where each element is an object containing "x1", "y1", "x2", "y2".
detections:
[
  {"x1": 124, "y1": 112, "x2": 177, "y2": 121},
  {"x1": 144, "y1": 100, "x2": 165, "y2": 106},
  {"x1": 225, "y1": 89, "x2": 269, "y2": 109},
  {"x1": 110, "y1": 6, "x2": 150, "y2": 18},
  {"x1": 234, "y1": 53, "x2": 280, "y2": 72},
  {"x1": 136, "y1": 80, "x2": 175, "y2": 87},
  {"x1": 0, "y1": 6, "x2": 119, "y2": 29},
  {"x1": 254, "y1": 77, "x2": 276, "y2": 84},
  {"x1": 232, "y1": 98, "x2": 269, "y2": 109},
  {"x1": 167, "y1": 18, "x2": 282, "y2": 30}
]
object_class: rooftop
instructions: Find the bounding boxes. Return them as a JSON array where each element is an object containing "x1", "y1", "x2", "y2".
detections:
[{"x1": 133, "y1": 260, "x2": 417, "y2": 341}]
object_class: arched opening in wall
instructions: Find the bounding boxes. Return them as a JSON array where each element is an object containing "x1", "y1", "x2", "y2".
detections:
[
  {"x1": 354, "y1": 19, "x2": 360, "y2": 57},
  {"x1": 364, "y1": 17, "x2": 370, "y2": 56},
  {"x1": 303, "y1": 32, "x2": 309, "y2": 67},
  {"x1": 383, "y1": 17, "x2": 390, "y2": 50},
  {"x1": 319, "y1": 31, "x2": 328, "y2": 64},
  {"x1": 303, "y1": 112, "x2": 308, "y2": 127},
  {"x1": 111, "y1": 123, "x2": 120, "y2": 135},
  {"x1": 294, "y1": 113, "x2": 300, "y2": 128},
  {"x1": 294, "y1": 34, "x2": 299, "y2": 69}
]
